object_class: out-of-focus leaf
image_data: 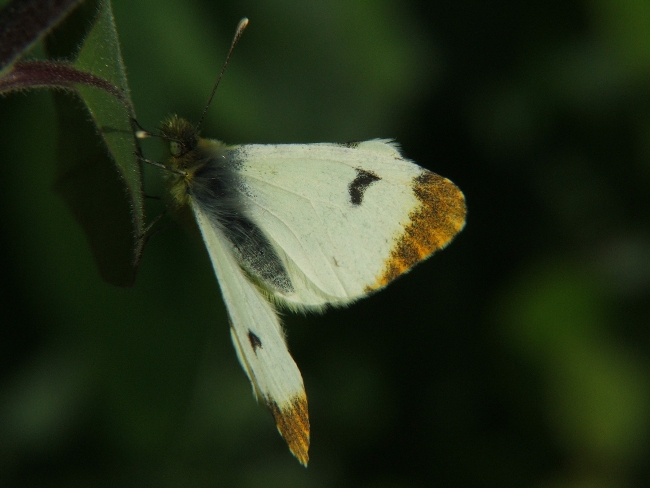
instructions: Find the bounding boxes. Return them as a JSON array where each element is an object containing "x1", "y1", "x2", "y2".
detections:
[{"x1": 0, "y1": 0, "x2": 84, "y2": 76}]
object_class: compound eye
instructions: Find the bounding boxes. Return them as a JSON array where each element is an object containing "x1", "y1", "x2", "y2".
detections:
[{"x1": 170, "y1": 141, "x2": 182, "y2": 156}]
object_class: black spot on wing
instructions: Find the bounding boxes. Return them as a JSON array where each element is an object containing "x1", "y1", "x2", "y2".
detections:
[
  {"x1": 189, "y1": 152, "x2": 294, "y2": 295},
  {"x1": 341, "y1": 141, "x2": 360, "y2": 149},
  {"x1": 349, "y1": 168, "x2": 381, "y2": 206},
  {"x1": 248, "y1": 330, "x2": 263, "y2": 352}
]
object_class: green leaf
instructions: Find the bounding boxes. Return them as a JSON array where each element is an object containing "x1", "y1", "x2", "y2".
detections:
[
  {"x1": 52, "y1": 90, "x2": 141, "y2": 286},
  {"x1": 47, "y1": 0, "x2": 145, "y2": 286},
  {"x1": 0, "y1": 0, "x2": 84, "y2": 76}
]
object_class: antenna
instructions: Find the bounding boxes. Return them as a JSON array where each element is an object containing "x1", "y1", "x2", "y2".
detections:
[{"x1": 195, "y1": 17, "x2": 249, "y2": 132}]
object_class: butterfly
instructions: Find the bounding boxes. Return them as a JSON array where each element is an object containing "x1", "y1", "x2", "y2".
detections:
[{"x1": 137, "y1": 18, "x2": 466, "y2": 466}]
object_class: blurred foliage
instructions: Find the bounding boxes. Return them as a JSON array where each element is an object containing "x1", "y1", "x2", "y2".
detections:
[{"x1": 1, "y1": 0, "x2": 650, "y2": 487}]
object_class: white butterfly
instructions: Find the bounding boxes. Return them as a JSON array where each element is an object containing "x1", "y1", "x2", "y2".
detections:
[{"x1": 138, "y1": 18, "x2": 466, "y2": 466}]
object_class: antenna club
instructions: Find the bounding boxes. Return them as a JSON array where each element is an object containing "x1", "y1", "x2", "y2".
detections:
[
  {"x1": 237, "y1": 17, "x2": 249, "y2": 32},
  {"x1": 195, "y1": 17, "x2": 250, "y2": 132}
]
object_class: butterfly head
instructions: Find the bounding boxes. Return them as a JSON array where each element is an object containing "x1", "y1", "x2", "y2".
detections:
[{"x1": 160, "y1": 115, "x2": 199, "y2": 160}]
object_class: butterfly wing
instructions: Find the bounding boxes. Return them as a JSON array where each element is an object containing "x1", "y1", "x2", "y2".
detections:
[
  {"x1": 184, "y1": 137, "x2": 464, "y2": 467},
  {"x1": 192, "y1": 204, "x2": 310, "y2": 466},
  {"x1": 230, "y1": 139, "x2": 466, "y2": 310}
]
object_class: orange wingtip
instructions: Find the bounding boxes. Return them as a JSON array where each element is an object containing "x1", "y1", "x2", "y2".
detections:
[
  {"x1": 368, "y1": 171, "x2": 466, "y2": 291},
  {"x1": 268, "y1": 393, "x2": 310, "y2": 466}
]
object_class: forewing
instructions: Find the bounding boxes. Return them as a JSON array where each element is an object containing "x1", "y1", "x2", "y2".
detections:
[
  {"x1": 231, "y1": 140, "x2": 466, "y2": 309},
  {"x1": 192, "y1": 204, "x2": 310, "y2": 466}
]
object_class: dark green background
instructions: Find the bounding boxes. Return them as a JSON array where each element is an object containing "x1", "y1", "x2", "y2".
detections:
[{"x1": 2, "y1": 0, "x2": 650, "y2": 486}]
